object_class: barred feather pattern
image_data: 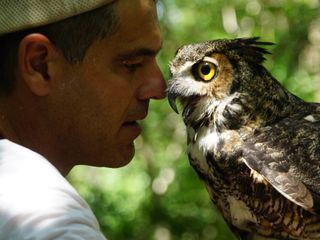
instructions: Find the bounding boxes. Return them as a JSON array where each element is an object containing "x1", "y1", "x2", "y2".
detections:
[{"x1": 168, "y1": 38, "x2": 320, "y2": 239}]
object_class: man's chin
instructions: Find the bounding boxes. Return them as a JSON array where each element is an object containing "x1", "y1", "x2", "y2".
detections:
[{"x1": 100, "y1": 143, "x2": 135, "y2": 168}]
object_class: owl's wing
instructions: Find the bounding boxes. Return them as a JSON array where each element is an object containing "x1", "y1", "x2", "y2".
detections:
[{"x1": 242, "y1": 114, "x2": 320, "y2": 212}]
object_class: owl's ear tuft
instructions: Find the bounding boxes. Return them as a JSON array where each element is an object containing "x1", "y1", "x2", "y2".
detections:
[{"x1": 216, "y1": 37, "x2": 274, "y2": 64}]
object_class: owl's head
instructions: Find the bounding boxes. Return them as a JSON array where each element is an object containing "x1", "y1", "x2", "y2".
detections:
[{"x1": 167, "y1": 37, "x2": 274, "y2": 116}]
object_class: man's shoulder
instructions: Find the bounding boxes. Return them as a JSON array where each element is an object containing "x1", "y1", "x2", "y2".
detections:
[
  {"x1": 0, "y1": 139, "x2": 75, "y2": 201},
  {"x1": 0, "y1": 140, "x2": 107, "y2": 239}
]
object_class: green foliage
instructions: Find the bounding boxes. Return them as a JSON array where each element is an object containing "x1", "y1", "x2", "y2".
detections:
[{"x1": 68, "y1": 1, "x2": 320, "y2": 239}]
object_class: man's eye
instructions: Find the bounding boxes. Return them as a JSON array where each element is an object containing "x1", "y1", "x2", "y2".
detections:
[
  {"x1": 123, "y1": 62, "x2": 143, "y2": 70},
  {"x1": 122, "y1": 59, "x2": 144, "y2": 71}
]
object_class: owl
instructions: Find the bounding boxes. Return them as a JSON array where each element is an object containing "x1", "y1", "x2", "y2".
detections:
[{"x1": 167, "y1": 37, "x2": 320, "y2": 240}]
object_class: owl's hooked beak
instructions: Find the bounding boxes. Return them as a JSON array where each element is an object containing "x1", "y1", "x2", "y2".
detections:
[{"x1": 168, "y1": 92, "x2": 179, "y2": 114}]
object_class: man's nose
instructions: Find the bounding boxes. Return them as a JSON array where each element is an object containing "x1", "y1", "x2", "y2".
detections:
[{"x1": 136, "y1": 61, "x2": 167, "y2": 100}]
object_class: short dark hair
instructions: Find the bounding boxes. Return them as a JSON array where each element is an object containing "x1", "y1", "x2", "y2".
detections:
[{"x1": 0, "y1": 2, "x2": 119, "y2": 95}]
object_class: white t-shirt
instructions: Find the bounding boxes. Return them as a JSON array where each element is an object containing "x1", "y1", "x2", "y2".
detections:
[{"x1": 0, "y1": 139, "x2": 107, "y2": 240}]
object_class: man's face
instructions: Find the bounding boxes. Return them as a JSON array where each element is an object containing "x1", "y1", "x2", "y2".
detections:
[{"x1": 48, "y1": 0, "x2": 166, "y2": 169}]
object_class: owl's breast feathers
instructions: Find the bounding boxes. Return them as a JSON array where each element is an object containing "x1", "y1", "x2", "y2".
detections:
[
  {"x1": 168, "y1": 37, "x2": 320, "y2": 239},
  {"x1": 186, "y1": 95, "x2": 320, "y2": 239}
]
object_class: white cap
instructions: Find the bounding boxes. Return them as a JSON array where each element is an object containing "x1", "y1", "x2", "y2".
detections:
[{"x1": 0, "y1": 0, "x2": 116, "y2": 35}]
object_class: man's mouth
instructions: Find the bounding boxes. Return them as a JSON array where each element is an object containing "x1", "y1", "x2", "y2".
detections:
[
  {"x1": 121, "y1": 121, "x2": 142, "y2": 141},
  {"x1": 124, "y1": 111, "x2": 148, "y2": 124},
  {"x1": 123, "y1": 121, "x2": 139, "y2": 126},
  {"x1": 121, "y1": 109, "x2": 148, "y2": 139}
]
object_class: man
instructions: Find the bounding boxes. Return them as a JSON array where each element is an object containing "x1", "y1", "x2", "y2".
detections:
[{"x1": 0, "y1": 0, "x2": 166, "y2": 239}]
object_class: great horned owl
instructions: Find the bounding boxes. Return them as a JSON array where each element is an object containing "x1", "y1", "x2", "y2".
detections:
[{"x1": 167, "y1": 37, "x2": 320, "y2": 240}]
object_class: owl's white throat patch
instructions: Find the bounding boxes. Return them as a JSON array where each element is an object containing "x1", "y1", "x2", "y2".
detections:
[
  {"x1": 188, "y1": 126, "x2": 219, "y2": 173},
  {"x1": 187, "y1": 93, "x2": 243, "y2": 127}
]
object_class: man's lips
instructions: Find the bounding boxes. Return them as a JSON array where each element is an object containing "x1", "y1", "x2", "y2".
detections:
[
  {"x1": 121, "y1": 121, "x2": 142, "y2": 140},
  {"x1": 121, "y1": 113, "x2": 148, "y2": 139},
  {"x1": 122, "y1": 121, "x2": 140, "y2": 126},
  {"x1": 124, "y1": 112, "x2": 148, "y2": 123}
]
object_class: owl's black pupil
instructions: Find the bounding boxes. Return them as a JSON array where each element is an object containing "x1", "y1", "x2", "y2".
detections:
[{"x1": 201, "y1": 63, "x2": 211, "y2": 75}]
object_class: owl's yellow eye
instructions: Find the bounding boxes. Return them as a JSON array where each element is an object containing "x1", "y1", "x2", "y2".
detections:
[{"x1": 196, "y1": 61, "x2": 217, "y2": 81}]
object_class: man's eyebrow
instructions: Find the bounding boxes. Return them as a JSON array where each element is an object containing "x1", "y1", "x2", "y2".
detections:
[{"x1": 119, "y1": 43, "x2": 163, "y2": 59}]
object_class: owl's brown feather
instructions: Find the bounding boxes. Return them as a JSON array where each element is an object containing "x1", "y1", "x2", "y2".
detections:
[{"x1": 168, "y1": 37, "x2": 320, "y2": 239}]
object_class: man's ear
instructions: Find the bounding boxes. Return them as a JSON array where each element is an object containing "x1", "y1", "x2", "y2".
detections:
[{"x1": 18, "y1": 33, "x2": 59, "y2": 96}]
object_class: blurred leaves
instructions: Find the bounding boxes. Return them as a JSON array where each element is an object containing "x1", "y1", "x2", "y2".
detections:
[{"x1": 68, "y1": 1, "x2": 320, "y2": 239}]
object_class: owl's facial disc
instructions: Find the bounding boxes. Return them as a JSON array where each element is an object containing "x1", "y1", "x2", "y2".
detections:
[{"x1": 167, "y1": 55, "x2": 219, "y2": 115}]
